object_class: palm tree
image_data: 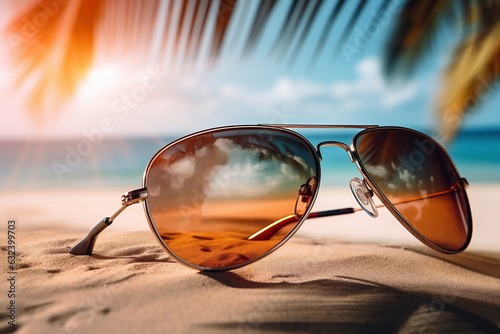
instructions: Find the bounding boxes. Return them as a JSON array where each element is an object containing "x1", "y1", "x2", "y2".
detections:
[{"x1": 6, "y1": 0, "x2": 500, "y2": 140}]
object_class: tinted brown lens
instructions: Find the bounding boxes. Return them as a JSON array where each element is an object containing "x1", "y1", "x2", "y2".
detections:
[
  {"x1": 145, "y1": 128, "x2": 318, "y2": 269},
  {"x1": 355, "y1": 129, "x2": 471, "y2": 251}
]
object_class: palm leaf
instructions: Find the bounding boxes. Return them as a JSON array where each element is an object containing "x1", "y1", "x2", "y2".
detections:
[
  {"x1": 7, "y1": 0, "x2": 375, "y2": 118},
  {"x1": 209, "y1": 0, "x2": 237, "y2": 61},
  {"x1": 384, "y1": 0, "x2": 500, "y2": 140},
  {"x1": 436, "y1": 21, "x2": 500, "y2": 141},
  {"x1": 7, "y1": 0, "x2": 102, "y2": 116},
  {"x1": 334, "y1": 0, "x2": 368, "y2": 56},
  {"x1": 286, "y1": 0, "x2": 323, "y2": 67},
  {"x1": 242, "y1": 0, "x2": 279, "y2": 56},
  {"x1": 309, "y1": 0, "x2": 346, "y2": 66},
  {"x1": 383, "y1": 0, "x2": 456, "y2": 78}
]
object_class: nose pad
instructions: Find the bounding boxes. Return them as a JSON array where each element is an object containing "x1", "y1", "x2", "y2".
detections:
[
  {"x1": 295, "y1": 176, "x2": 317, "y2": 219},
  {"x1": 350, "y1": 177, "x2": 378, "y2": 218}
]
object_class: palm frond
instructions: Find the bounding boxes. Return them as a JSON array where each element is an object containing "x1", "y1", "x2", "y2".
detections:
[
  {"x1": 437, "y1": 21, "x2": 500, "y2": 141},
  {"x1": 7, "y1": 0, "x2": 377, "y2": 118},
  {"x1": 7, "y1": 0, "x2": 102, "y2": 116},
  {"x1": 271, "y1": 0, "x2": 308, "y2": 59},
  {"x1": 383, "y1": 0, "x2": 456, "y2": 78},
  {"x1": 335, "y1": 0, "x2": 368, "y2": 56},
  {"x1": 242, "y1": 0, "x2": 278, "y2": 56},
  {"x1": 209, "y1": 0, "x2": 237, "y2": 61},
  {"x1": 309, "y1": 0, "x2": 346, "y2": 67},
  {"x1": 383, "y1": 0, "x2": 500, "y2": 140},
  {"x1": 286, "y1": 0, "x2": 323, "y2": 67}
]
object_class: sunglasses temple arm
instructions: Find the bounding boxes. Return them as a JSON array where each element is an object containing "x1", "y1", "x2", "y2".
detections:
[
  {"x1": 248, "y1": 207, "x2": 356, "y2": 241},
  {"x1": 249, "y1": 180, "x2": 469, "y2": 241},
  {"x1": 69, "y1": 188, "x2": 148, "y2": 256}
]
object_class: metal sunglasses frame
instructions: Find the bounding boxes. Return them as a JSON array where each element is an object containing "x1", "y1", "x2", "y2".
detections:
[{"x1": 70, "y1": 124, "x2": 472, "y2": 271}]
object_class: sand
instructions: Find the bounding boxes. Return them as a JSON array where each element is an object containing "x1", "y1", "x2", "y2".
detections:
[
  {"x1": 1, "y1": 185, "x2": 500, "y2": 333},
  {"x1": 1, "y1": 231, "x2": 500, "y2": 333}
]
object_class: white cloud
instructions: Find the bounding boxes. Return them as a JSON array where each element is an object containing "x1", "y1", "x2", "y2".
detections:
[
  {"x1": 221, "y1": 77, "x2": 327, "y2": 105},
  {"x1": 269, "y1": 78, "x2": 326, "y2": 103},
  {"x1": 134, "y1": 57, "x2": 422, "y2": 135},
  {"x1": 329, "y1": 57, "x2": 418, "y2": 109},
  {"x1": 330, "y1": 83, "x2": 352, "y2": 98},
  {"x1": 217, "y1": 57, "x2": 420, "y2": 116},
  {"x1": 381, "y1": 83, "x2": 419, "y2": 108},
  {"x1": 166, "y1": 157, "x2": 196, "y2": 189}
]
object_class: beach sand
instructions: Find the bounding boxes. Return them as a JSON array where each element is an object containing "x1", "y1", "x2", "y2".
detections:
[{"x1": 1, "y1": 185, "x2": 499, "y2": 333}]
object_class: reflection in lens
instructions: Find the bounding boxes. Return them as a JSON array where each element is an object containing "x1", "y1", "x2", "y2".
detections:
[
  {"x1": 355, "y1": 129, "x2": 471, "y2": 251},
  {"x1": 145, "y1": 128, "x2": 318, "y2": 269}
]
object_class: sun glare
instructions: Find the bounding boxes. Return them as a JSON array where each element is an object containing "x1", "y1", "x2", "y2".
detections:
[{"x1": 76, "y1": 65, "x2": 120, "y2": 99}]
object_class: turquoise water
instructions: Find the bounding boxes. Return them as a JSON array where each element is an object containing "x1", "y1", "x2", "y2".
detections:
[{"x1": 1, "y1": 128, "x2": 499, "y2": 189}]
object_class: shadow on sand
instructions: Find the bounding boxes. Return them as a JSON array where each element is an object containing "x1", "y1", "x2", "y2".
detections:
[{"x1": 198, "y1": 248, "x2": 500, "y2": 333}]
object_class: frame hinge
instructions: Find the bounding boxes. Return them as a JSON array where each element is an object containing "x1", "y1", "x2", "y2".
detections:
[{"x1": 121, "y1": 187, "x2": 148, "y2": 206}]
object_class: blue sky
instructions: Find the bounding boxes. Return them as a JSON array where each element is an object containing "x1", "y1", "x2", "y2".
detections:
[{"x1": 0, "y1": 0, "x2": 499, "y2": 140}]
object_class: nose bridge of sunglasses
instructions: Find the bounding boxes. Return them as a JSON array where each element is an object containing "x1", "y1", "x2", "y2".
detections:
[
  {"x1": 316, "y1": 141, "x2": 356, "y2": 162},
  {"x1": 349, "y1": 177, "x2": 378, "y2": 218}
]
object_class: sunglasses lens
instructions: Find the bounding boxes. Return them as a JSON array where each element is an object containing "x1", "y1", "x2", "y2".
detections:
[
  {"x1": 354, "y1": 129, "x2": 471, "y2": 251},
  {"x1": 144, "y1": 128, "x2": 318, "y2": 269}
]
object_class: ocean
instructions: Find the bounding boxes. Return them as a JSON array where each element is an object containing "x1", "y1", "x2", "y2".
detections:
[{"x1": 1, "y1": 127, "x2": 499, "y2": 190}]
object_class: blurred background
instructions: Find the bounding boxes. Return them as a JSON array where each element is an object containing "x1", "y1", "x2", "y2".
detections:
[{"x1": 1, "y1": 0, "x2": 499, "y2": 248}]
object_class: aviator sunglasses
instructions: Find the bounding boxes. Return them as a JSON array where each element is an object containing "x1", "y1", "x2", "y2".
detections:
[{"x1": 70, "y1": 125, "x2": 472, "y2": 271}]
